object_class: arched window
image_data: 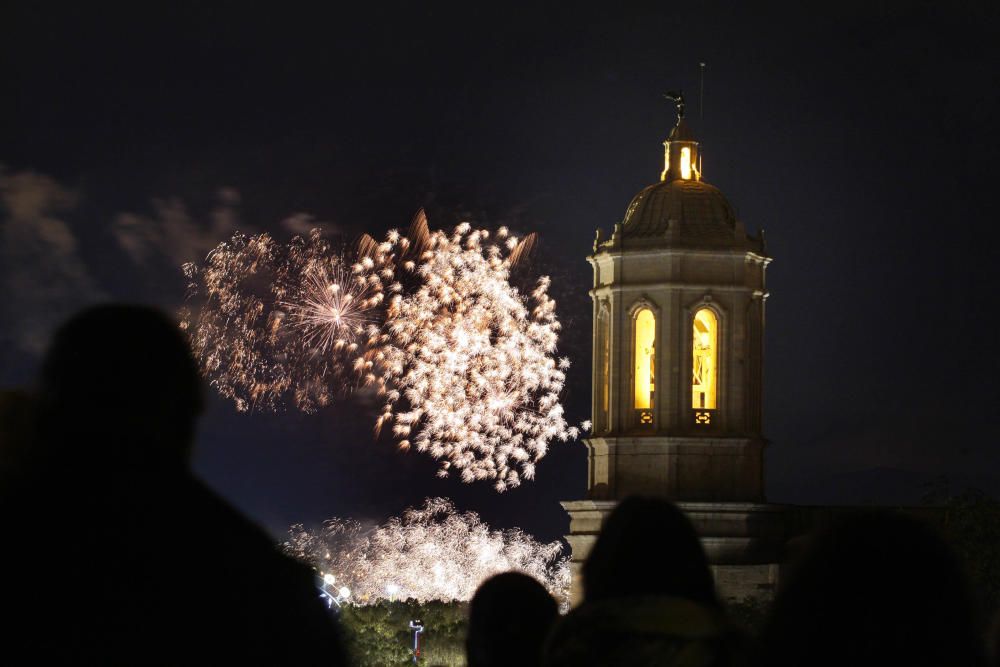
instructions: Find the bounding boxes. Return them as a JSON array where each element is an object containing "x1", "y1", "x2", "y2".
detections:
[
  {"x1": 634, "y1": 308, "x2": 655, "y2": 411},
  {"x1": 680, "y1": 146, "x2": 692, "y2": 180},
  {"x1": 597, "y1": 308, "x2": 610, "y2": 429},
  {"x1": 692, "y1": 308, "x2": 718, "y2": 409}
]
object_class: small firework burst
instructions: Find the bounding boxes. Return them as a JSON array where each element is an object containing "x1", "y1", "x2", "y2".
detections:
[
  {"x1": 279, "y1": 244, "x2": 382, "y2": 355},
  {"x1": 284, "y1": 264, "x2": 369, "y2": 351},
  {"x1": 182, "y1": 229, "x2": 383, "y2": 413}
]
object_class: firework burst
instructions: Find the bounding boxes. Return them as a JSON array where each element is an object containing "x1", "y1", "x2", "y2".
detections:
[
  {"x1": 284, "y1": 497, "x2": 570, "y2": 607},
  {"x1": 279, "y1": 243, "x2": 382, "y2": 355},
  {"x1": 181, "y1": 229, "x2": 382, "y2": 412},
  {"x1": 367, "y1": 212, "x2": 579, "y2": 490},
  {"x1": 182, "y1": 212, "x2": 580, "y2": 489},
  {"x1": 181, "y1": 232, "x2": 285, "y2": 412}
]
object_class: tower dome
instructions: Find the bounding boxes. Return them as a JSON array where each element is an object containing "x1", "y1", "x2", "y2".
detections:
[
  {"x1": 598, "y1": 104, "x2": 764, "y2": 253},
  {"x1": 620, "y1": 179, "x2": 744, "y2": 249}
]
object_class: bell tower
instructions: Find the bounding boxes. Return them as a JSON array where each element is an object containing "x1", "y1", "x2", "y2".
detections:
[{"x1": 564, "y1": 93, "x2": 785, "y2": 603}]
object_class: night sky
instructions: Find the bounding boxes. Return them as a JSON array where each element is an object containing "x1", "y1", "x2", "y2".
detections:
[{"x1": 3, "y1": 3, "x2": 999, "y2": 543}]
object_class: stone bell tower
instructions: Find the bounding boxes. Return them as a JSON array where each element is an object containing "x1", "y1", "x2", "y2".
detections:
[{"x1": 563, "y1": 93, "x2": 786, "y2": 603}]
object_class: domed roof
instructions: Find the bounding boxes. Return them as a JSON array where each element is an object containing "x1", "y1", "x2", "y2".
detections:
[{"x1": 612, "y1": 178, "x2": 758, "y2": 251}]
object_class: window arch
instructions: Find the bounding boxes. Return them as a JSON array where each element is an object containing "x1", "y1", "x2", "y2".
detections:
[
  {"x1": 680, "y1": 146, "x2": 692, "y2": 179},
  {"x1": 596, "y1": 307, "x2": 610, "y2": 429},
  {"x1": 692, "y1": 308, "x2": 718, "y2": 410},
  {"x1": 634, "y1": 308, "x2": 656, "y2": 411}
]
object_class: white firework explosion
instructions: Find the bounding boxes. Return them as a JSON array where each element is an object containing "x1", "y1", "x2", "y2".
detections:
[
  {"x1": 369, "y1": 213, "x2": 579, "y2": 491},
  {"x1": 284, "y1": 497, "x2": 570, "y2": 607}
]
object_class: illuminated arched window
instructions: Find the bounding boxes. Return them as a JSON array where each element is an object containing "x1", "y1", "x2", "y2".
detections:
[
  {"x1": 634, "y1": 308, "x2": 655, "y2": 411},
  {"x1": 692, "y1": 308, "x2": 718, "y2": 409},
  {"x1": 680, "y1": 146, "x2": 692, "y2": 180}
]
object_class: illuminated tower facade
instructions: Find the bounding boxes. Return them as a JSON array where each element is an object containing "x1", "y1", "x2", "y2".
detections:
[{"x1": 563, "y1": 98, "x2": 784, "y2": 602}]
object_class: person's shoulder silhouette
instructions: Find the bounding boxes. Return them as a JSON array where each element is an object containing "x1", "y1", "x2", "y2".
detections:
[
  {"x1": 1, "y1": 304, "x2": 346, "y2": 664},
  {"x1": 0, "y1": 389, "x2": 35, "y2": 484},
  {"x1": 754, "y1": 509, "x2": 986, "y2": 667}
]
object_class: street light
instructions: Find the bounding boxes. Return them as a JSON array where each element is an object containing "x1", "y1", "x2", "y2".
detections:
[
  {"x1": 318, "y1": 575, "x2": 351, "y2": 609},
  {"x1": 409, "y1": 619, "x2": 424, "y2": 664}
]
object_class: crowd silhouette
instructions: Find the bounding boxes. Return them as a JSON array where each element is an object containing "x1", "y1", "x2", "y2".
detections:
[
  {"x1": 1, "y1": 304, "x2": 996, "y2": 666},
  {"x1": 753, "y1": 510, "x2": 985, "y2": 667}
]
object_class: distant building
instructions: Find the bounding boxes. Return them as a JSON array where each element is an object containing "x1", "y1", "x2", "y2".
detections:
[{"x1": 562, "y1": 98, "x2": 786, "y2": 603}]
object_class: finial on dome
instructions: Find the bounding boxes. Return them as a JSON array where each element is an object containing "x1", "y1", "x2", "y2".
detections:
[
  {"x1": 663, "y1": 90, "x2": 685, "y2": 121},
  {"x1": 660, "y1": 88, "x2": 700, "y2": 182}
]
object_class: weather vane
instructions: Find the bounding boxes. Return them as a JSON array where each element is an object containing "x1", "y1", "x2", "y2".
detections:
[{"x1": 663, "y1": 90, "x2": 685, "y2": 120}]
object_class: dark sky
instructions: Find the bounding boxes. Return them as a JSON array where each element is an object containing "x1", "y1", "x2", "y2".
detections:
[{"x1": 3, "y1": 2, "x2": 999, "y2": 543}]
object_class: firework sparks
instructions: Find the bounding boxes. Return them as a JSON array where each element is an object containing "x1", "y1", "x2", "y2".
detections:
[
  {"x1": 369, "y1": 213, "x2": 579, "y2": 491},
  {"x1": 182, "y1": 212, "x2": 579, "y2": 489},
  {"x1": 180, "y1": 232, "x2": 286, "y2": 412},
  {"x1": 181, "y1": 229, "x2": 381, "y2": 413},
  {"x1": 279, "y1": 242, "x2": 382, "y2": 355},
  {"x1": 284, "y1": 497, "x2": 570, "y2": 607}
]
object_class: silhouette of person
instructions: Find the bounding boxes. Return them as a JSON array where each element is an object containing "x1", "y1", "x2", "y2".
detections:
[
  {"x1": 543, "y1": 496, "x2": 738, "y2": 666},
  {"x1": 466, "y1": 571, "x2": 558, "y2": 667},
  {"x1": 0, "y1": 304, "x2": 347, "y2": 664},
  {"x1": 753, "y1": 510, "x2": 986, "y2": 667}
]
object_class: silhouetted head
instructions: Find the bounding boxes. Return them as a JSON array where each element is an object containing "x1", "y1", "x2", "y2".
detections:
[
  {"x1": 466, "y1": 572, "x2": 559, "y2": 667},
  {"x1": 36, "y1": 304, "x2": 203, "y2": 472},
  {"x1": 755, "y1": 510, "x2": 985, "y2": 667},
  {"x1": 583, "y1": 496, "x2": 718, "y2": 607}
]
